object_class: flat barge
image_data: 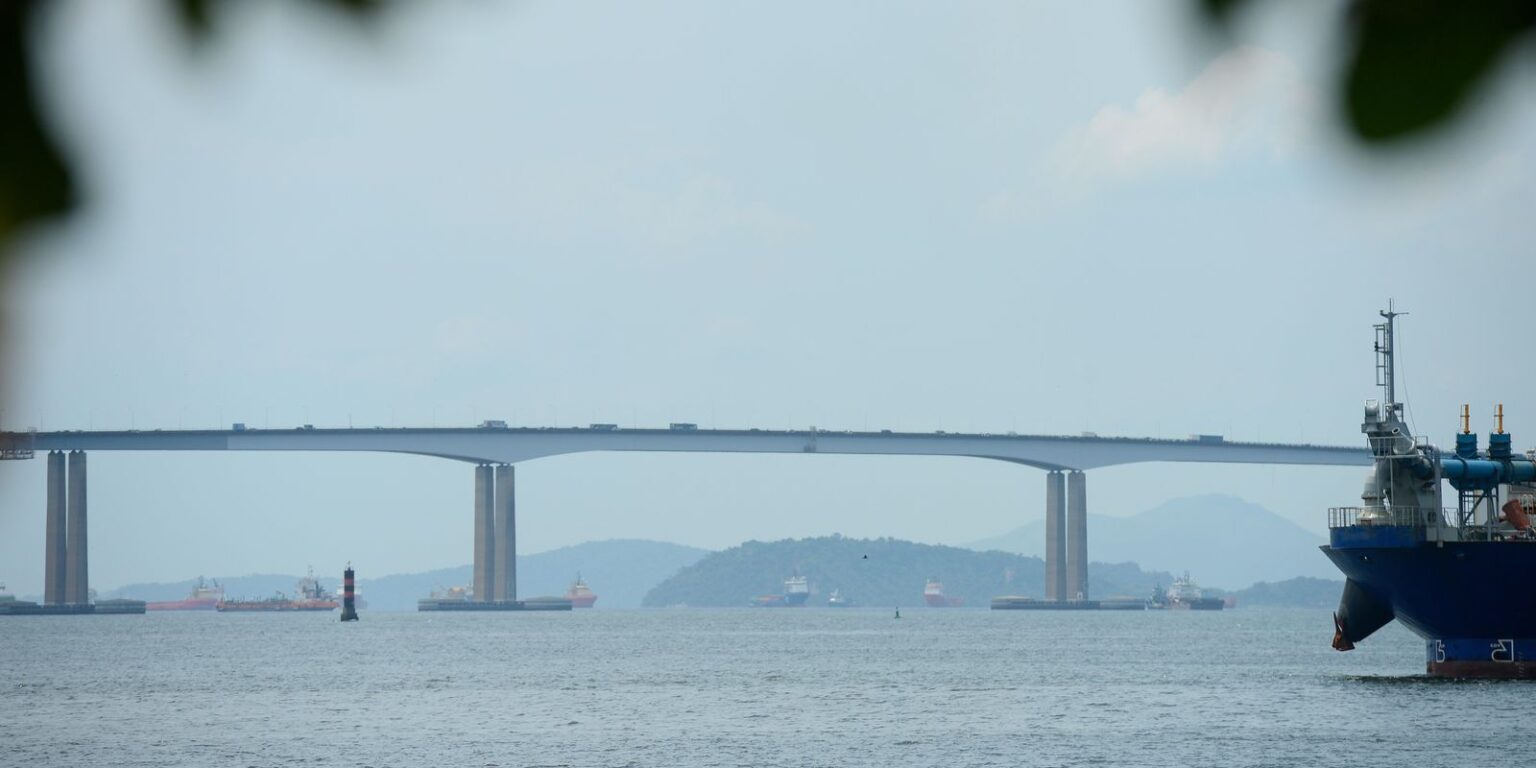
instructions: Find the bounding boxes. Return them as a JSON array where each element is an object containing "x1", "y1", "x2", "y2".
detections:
[
  {"x1": 418, "y1": 597, "x2": 573, "y2": 612},
  {"x1": 0, "y1": 599, "x2": 145, "y2": 616}
]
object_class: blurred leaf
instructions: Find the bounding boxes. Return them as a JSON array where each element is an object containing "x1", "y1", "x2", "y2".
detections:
[
  {"x1": 1345, "y1": 0, "x2": 1536, "y2": 141},
  {"x1": 0, "y1": 0, "x2": 75, "y2": 252},
  {"x1": 1, "y1": 0, "x2": 388, "y2": 255},
  {"x1": 170, "y1": 0, "x2": 383, "y2": 43},
  {"x1": 1197, "y1": 0, "x2": 1251, "y2": 26},
  {"x1": 171, "y1": 0, "x2": 214, "y2": 41},
  {"x1": 1196, "y1": 0, "x2": 1536, "y2": 144}
]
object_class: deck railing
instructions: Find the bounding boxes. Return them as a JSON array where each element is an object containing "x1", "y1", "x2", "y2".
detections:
[{"x1": 1328, "y1": 506, "x2": 1451, "y2": 529}]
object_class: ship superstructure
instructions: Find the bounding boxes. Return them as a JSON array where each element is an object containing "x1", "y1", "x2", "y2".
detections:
[
  {"x1": 1325, "y1": 307, "x2": 1536, "y2": 677},
  {"x1": 783, "y1": 574, "x2": 810, "y2": 606}
]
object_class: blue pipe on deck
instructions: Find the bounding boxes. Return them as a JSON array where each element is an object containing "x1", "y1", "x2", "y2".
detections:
[{"x1": 1440, "y1": 456, "x2": 1536, "y2": 490}]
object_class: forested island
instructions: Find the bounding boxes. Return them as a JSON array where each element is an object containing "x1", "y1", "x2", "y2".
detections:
[{"x1": 642, "y1": 535, "x2": 1183, "y2": 608}]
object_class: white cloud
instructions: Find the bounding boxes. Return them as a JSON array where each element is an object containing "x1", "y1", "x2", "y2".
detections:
[
  {"x1": 983, "y1": 47, "x2": 1316, "y2": 222},
  {"x1": 1055, "y1": 47, "x2": 1314, "y2": 182}
]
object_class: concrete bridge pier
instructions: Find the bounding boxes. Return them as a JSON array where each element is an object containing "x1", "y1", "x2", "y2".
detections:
[
  {"x1": 65, "y1": 450, "x2": 89, "y2": 604},
  {"x1": 493, "y1": 464, "x2": 515, "y2": 601},
  {"x1": 44, "y1": 451, "x2": 66, "y2": 604},
  {"x1": 1044, "y1": 470, "x2": 1066, "y2": 601},
  {"x1": 473, "y1": 464, "x2": 495, "y2": 601},
  {"x1": 1065, "y1": 470, "x2": 1088, "y2": 600}
]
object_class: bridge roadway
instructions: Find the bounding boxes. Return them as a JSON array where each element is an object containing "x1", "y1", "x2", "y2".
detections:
[
  {"x1": 4, "y1": 426, "x2": 1369, "y2": 470},
  {"x1": 1, "y1": 426, "x2": 1370, "y2": 608}
]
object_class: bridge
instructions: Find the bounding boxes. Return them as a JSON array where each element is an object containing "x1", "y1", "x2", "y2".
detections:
[{"x1": 0, "y1": 425, "x2": 1370, "y2": 608}]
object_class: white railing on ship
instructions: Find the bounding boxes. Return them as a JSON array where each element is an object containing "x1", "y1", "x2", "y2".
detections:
[{"x1": 1328, "y1": 506, "x2": 1452, "y2": 529}]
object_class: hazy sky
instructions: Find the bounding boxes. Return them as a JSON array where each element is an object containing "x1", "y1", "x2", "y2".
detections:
[{"x1": 3, "y1": 1, "x2": 1534, "y2": 595}]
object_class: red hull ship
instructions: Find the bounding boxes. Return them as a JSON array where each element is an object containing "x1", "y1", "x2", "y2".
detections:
[
  {"x1": 923, "y1": 578, "x2": 965, "y2": 607},
  {"x1": 147, "y1": 577, "x2": 223, "y2": 611},
  {"x1": 565, "y1": 574, "x2": 598, "y2": 608}
]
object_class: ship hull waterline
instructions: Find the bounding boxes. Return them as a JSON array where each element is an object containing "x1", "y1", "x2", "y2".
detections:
[{"x1": 1323, "y1": 540, "x2": 1536, "y2": 679}]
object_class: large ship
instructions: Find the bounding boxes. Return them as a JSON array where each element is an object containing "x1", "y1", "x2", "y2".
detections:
[
  {"x1": 565, "y1": 574, "x2": 598, "y2": 608},
  {"x1": 1326, "y1": 308, "x2": 1536, "y2": 678},
  {"x1": 147, "y1": 577, "x2": 224, "y2": 611},
  {"x1": 217, "y1": 570, "x2": 338, "y2": 612},
  {"x1": 784, "y1": 574, "x2": 809, "y2": 606},
  {"x1": 752, "y1": 574, "x2": 811, "y2": 607},
  {"x1": 1154, "y1": 573, "x2": 1224, "y2": 610},
  {"x1": 923, "y1": 578, "x2": 964, "y2": 607}
]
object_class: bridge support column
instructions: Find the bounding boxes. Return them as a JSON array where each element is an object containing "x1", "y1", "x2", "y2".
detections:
[
  {"x1": 473, "y1": 464, "x2": 495, "y2": 602},
  {"x1": 493, "y1": 464, "x2": 515, "y2": 602},
  {"x1": 44, "y1": 451, "x2": 66, "y2": 604},
  {"x1": 1065, "y1": 470, "x2": 1087, "y2": 601},
  {"x1": 1044, "y1": 471, "x2": 1066, "y2": 601},
  {"x1": 65, "y1": 451, "x2": 88, "y2": 605}
]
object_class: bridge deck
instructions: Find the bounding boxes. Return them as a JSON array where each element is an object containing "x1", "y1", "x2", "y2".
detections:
[{"x1": 1, "y1": 426, "x2": 1369, "y2": 471}]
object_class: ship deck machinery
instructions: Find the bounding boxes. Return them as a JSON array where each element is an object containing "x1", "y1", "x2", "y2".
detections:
[{"x1": 1325, "y1": 309, "x2": 1536, "y2": 678}]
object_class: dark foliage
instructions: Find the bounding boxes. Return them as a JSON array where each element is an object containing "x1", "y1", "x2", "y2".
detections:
[
  {"x1": 1199, "y1": 0, "x2": 1536, "y2": 142},
  {"x1": 642, "y1": 535, "x2": 1180, "y2": 608},
  {"x1": 0, "y1": 0, "x2": 383, "y2": 251}
]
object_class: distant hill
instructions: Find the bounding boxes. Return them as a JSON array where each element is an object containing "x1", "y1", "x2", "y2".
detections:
[
  {"x1": 109, "y1": 539, "x2": 709, "y2": 611},
  {"x1": 1231, "y1": 576, "x2": 1343, "y2": 609},
  {"x1": 641, "y1": 535, "x2": 1180, "y2": 608},
  {"x1": 966, "y1": 494, "x2": 1333, "y2": 589}
]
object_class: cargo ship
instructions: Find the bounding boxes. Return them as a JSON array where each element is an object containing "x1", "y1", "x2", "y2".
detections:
[
  {"x1": 1154, "y1": 573, "x2": 1224, "y2": 610},
  {"x1": 1326, "y1": 308, "x2": 1536, "y2": 678},
  {"x1": 753, "y1": 574, "x2": 811, "y2": 607},
  {"x1": 147, "y1": 577, "x2": 224, "y2": 611},
  {"x1": 565, "y1": 574, "x2": 598, "y2": 608},
  {"x1": 923, "y1": 578, "x2": 964, "y2": 607},
  {"x1": 217, "y1": 570, "x2": 337, "y2": 612}
]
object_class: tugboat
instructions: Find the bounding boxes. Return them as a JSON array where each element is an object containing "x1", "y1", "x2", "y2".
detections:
[
  {"x1": 565, "y1": 574, "x2": 598, "y2": 608},
  {"x1": 1155, "y1": 573, "x2": 1224, "y2": 610},
  {"x1": 1325, "y1": 308, "x2": 1536, "y2": 678}
]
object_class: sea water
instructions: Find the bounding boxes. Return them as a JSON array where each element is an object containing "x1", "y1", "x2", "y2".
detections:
[{"x1": 1, "y1": 608, "x2": 1526, "y2": 767}]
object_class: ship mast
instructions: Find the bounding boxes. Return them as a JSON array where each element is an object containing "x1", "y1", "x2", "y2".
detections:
[{"x1": 1374, "y1": 302, "x2": 1402, "y2": 409}]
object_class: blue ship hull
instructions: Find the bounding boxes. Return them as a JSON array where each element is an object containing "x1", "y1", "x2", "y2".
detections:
[{"x1": 1323, "y1": 525, "x2": 1536, "y2": 678}]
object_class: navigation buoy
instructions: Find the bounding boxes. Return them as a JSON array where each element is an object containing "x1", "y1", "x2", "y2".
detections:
[
  {"x1": 340, "y1": 564, "x2": 359, "y2": 622},
  {"x1": 894, "y1": 607, "x2": 901, "y2": 619}
]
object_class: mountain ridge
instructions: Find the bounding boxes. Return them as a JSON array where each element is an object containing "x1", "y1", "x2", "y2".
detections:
[{"x1": 965, "y1": 494, "x2": 1333, "y2": 589}]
